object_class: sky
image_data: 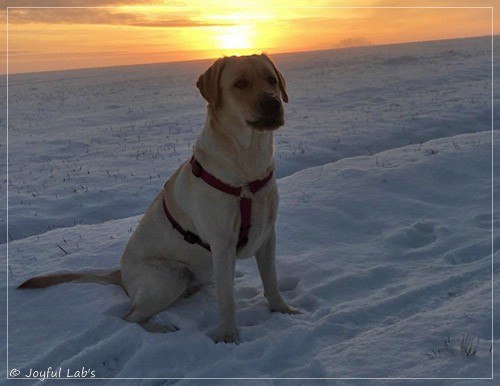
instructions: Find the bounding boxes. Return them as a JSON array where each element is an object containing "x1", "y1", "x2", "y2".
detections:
[{"x1": 2, "y1": 0, "x2": 498, "y2": 74}]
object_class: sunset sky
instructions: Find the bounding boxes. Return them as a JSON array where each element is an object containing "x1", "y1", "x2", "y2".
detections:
[{"x1": 2, "y1": 0, "x2": 498, "y2": 74}]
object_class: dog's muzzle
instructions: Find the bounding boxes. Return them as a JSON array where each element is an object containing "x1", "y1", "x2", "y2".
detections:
[
  {"x1": 247, "y1": 94, "x2": 284, "y2": 130},
  {"x1": 260, "y1": 94, "x2": 282, "y2": 116}
]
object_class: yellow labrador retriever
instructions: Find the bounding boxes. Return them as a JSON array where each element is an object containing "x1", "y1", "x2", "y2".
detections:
[{"x1": 18, "y1": 54, "x2": 299, "y2": 343}]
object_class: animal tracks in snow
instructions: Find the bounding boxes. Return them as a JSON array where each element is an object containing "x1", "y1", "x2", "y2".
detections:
[
  {"x1": 278, "y1": 276, "x2": 300, "y2": 292},
  {"x1": 237, "y1": 286, "x2": 260, "y2": 300},
  {"x1": 472, "y1": 212, "x2": 498, "y2": 230},
  {"x1": 388, "y1": 221, "x2": 438, "y2": 249},
  {"x1": 442, "y1": 239, "x2": 495, "y2": 266}
]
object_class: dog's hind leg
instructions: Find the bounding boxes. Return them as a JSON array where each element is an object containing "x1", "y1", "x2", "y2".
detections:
[
  {"x1": 123, "y1": 264, "x2": 190, "y2": 333},
  {"x1": 125, "y1": 303, "x2": 179, "y2": 333}
]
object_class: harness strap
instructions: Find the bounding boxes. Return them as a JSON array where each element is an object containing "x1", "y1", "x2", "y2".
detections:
[
  {"x1": 190, "y1": 158, "x2": 242, "y2": 196},
  {"x1": 238, "y1": 198, "x2": 252, "y2": 249},
  {"x1": 163, "y1": 157, "x2": 273, "y2": 251},
  {"x1": 162, "y1": 197, "x2": 211, "y2": 251}
]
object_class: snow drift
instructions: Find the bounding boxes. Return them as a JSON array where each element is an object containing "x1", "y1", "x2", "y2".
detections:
[{"x1": 3, "y1": 36, "x2": 498, "y2": 383}]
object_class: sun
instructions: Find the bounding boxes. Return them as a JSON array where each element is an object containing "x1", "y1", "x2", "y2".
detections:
[{"x1": 217, "y1": 26, "x2": 254, "y2": 54}]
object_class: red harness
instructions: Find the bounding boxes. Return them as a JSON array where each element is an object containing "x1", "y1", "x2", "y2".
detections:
[{"x1": 162, "y1": 157, "x2": 274, "y2": 251}]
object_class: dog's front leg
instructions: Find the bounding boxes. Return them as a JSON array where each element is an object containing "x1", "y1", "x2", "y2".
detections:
[
  {"x1": 211, "y1": 246, "x2": 239, "y2": 343},
  {"x1": 256, "y1": 227, "x2": 301, "y2": 315}
]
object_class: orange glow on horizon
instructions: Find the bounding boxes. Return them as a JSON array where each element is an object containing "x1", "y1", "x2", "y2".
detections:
[{"x1": 2, "y1": 3, "x2": 498, "y2": 74}]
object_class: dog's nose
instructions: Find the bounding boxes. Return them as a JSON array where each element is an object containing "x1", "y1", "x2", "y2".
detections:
[{"x1": 260, "y1": 94, "x2": 282, "y2": 116}]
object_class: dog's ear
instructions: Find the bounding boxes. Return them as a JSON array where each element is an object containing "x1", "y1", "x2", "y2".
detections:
[
  {"x1": 196, "y1": 57, "x2": 228, "y2": 107},
  {"x1": 262, "y1": 54, "x2": 288, "y2": 103}
]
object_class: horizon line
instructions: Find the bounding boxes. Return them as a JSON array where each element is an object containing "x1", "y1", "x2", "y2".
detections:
[{"x1": 3, "y1": 34, "x2": 494, "y2": 77}]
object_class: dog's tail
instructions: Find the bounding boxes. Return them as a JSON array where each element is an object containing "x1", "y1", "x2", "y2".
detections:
[{"x1": 17, "y1": 269, "x2": 122, "y2": 289}]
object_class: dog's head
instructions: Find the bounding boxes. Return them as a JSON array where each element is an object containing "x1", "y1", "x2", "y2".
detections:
[{"x1": 196, "y1": 54, "x2": 288, "y2": 132}]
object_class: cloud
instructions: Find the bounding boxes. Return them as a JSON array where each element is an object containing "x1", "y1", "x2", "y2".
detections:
[
  {"x1": 6, "y1": 7, "x2": 234, "y2": 28},
  {"x1": 4, "y1": 1, "x2": 228, "y2": 28},
  {"x1": 336, "y1": 37, "x2": 373, "y2": 48},
  {"x1": 129, "y1": 19, "x2": 234, "y2": 28},
  {"x1": 4, "y1": 0, "x2": 167, "y2": 6}
]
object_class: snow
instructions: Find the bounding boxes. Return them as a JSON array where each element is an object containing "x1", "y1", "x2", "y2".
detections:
[{"x1": 2, "y1": 36, "x2": 498, "y2": 383}]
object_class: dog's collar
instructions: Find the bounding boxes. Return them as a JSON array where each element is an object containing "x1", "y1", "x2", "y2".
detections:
[{"x1": 163, "y1": 156, "x2": 274, "y2": 251}]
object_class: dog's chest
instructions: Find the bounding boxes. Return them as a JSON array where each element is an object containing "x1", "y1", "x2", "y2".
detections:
[{"x1": 166, "y1": 159, "x2": 278, "y2": 257}]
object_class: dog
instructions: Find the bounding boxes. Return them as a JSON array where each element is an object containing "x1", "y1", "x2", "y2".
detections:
[{"x1": 18, "y1": 54, "x2": 300, "y2": 343}]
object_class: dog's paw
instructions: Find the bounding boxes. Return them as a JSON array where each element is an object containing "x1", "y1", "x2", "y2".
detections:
[
  {"x1": 270, "y1": 304, "x2": 302, "y2": 315},
  {"x1": 214, "y1": 328, "x2": 240, "y2": 344}
]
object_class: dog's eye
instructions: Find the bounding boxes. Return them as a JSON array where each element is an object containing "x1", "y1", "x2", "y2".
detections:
[
  {"x1": 234, "y1": 79, "x2": 249, "y2": 89},
  {"x1": 267, "y1": 76, "x2": 277, "y2": 85}
]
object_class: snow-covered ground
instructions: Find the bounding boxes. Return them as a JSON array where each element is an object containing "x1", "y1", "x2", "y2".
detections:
[{"x1": 3, "y1": 36, "x2": 499, "y2": 383}]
